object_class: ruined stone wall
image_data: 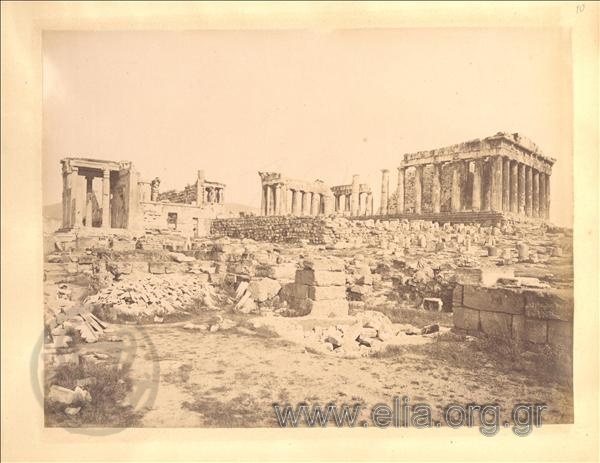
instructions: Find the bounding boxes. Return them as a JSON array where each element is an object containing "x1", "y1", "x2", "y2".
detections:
[
  {"x1": 453, "y1": 284, "x2": 573, "y2": 350},
  {"x1": 211, "y1": 217, "x2": 336, "y2": 244},
  {"x1": 157, "y1": 184, "x2": 197, "y2": 204},
  {"x1": 140, "y1": 202, "x2": 215, "y2": 237}
]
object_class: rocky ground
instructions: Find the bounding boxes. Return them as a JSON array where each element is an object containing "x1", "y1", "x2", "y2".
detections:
[{"x1": 43, "y1": 218, "x2": 574, "y2": 428}]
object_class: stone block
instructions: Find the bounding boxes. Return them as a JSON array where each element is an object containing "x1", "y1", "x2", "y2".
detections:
[
  {"x1": 280, "y1": 283, "x2": 309, "y2": 301},
  {"x1": 452, "y1": 284, "x2": 464, "y2": 306},
  {"x1": 296, "y1": 269, "x2": 346, "y2": 287},
  {"x1": 512, "y1": 314, "x2": 525, "y2": 341},
  {"x1": 480, "y1": 311, "x2": 512, "y2": 337},
  {"x1": 305, "y1": 299, "x2": 349, "y2": 318},
  {"x1": 524, "y1": 318, "x2": 547, "y2": 344},
  {"x1": 455, "y1": 268, "x2": 482, "y2": 285},
  {"x1": 303, "y1": 257, "x2": 345, "y2": 272},
  {"x1": 547, "y1": 320, "x2": 573, "y2": 349},
  {"x1": 131, "y1": 261, "x2": 150, "y2": 273},
  {"x1": 480, "y1": 266, "x2": 514, "y2": 286},
  {"x1": 308, "y1": 285, "x2": 347, "y2": 301},
  {"x1": 249, "y1": 278, "x2": 281, "y2": 303},
  {"x1": 257, "y1": 263, "x2": 298, "y2": 280},
  {"x1": 462, "y1": 285, "x2": 525, "y2": 315},
  {"x1": 524, "y1": 289, "x2": 573, "y2": 321},
  {"x1": 148, "y1": 262, "x2": 166, "y2": 274},
  {"x1": 453, "y1": 306, "x2": 480, "y2": 331}
]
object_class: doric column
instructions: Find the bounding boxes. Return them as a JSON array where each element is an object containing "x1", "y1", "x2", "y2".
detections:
[
  {"x1": 369, "y1": 194, "x2": 374, "y2": 216},
  {"x1": 196, "y1": 170, "x2": 205, "y2": 206},
  {"x1": 396, "y1": 166, "x2": 405, "y2": 213},
  {"x1": 351, "y1": 175, "x2": 360, "y2": 217},
  {"x1": 414, "y1": 165, "x2": 423, "y2": 214},
  {"x1": 220, "y1": 188, "x2": 225, "y2": 204},
  {"x1": 102, "y1": 169, "x2": 111, "y2": 228},
  {"x1": 545, "y1": 173, "x2": 551, "y2": 219},
  {"x1": 266, "y1": 185, "x2": 273, "y2": 215},
  {"x1": 431, "y1": 164, "x2": 441, "y2": 213},
  {"x1": 274, "y1": 184, "x2": 282, "y2": 215},
  {"x1": 510, "y1": 161, "x2": 518, "y2": 213},
  {"x1": 518, "y1": 163, "x2": 526, "y2": 215},
  {"x1": 525, "y1": 166, "x2": 533, "y2": 217},
  {"x1": 532, "y1": 170, "x2": 540, "y2": 218},
  {"x1": 380, "y1": 169, "x2": 390, "y2": 215},
  {"x1": 471, "y1": 160, "x2": 481, "y2": 211},
  {"x1": 451, "y1": 163, "x2": 461, "y2": 212},
  {"x1": 311, "y1": 192, "x2": 320, "y2": 216},
  {"x1": 502, "y1": 157, "x2": 510, "y2": 211},
  {"x1": 302, "y1": 191, "x2": 311, "y2": 216},
  {"x1": 85, "y1": 176, "x2": 93, "y2": 227},
  {"x1": 345, "y1": 194, "x2": 351, "y2": 214},
  {"x1": 539, "y1": 173, "x2": 547, "y2": 219},
  {"x1": 290, "y1": 190, "x2": 298, "y2": 215},
  {"x1": 261, "y1": 185, "x2": 267, "y2": 215},
  {"x1": 490, "y1": 156, "x2": 503, "y2": 212}
]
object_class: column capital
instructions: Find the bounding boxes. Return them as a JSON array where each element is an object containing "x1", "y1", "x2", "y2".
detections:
[{"x1": 103, "y1": 168, "x2": 110, "y2": 178}]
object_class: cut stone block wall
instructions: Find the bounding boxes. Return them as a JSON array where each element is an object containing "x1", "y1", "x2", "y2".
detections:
[
  {"x1": 453, "y1": 284, "x2": 573, "y2": 350},
  {"x1": 211, "y1": 217, "x2": 336, "y2": 244}
]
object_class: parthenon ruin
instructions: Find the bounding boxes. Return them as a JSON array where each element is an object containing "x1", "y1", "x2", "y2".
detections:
[
  {"x1": 259, "y1": 133, "x2": 554, "y2": 223},
  {"x1": 383, "y1": 132, "x2": 555, "y2": 219}
]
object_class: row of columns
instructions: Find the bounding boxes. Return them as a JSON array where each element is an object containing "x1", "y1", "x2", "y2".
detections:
[
  {"x1": 333, "y1": 191, "x2": 374, "y2": 216},
  {"x1": 383, "y1": 156, "x2": 550, "y2": 218},
  {"x1": 261, "y1": 184, "x2": 333, "y2": 216},
  {"x1": 202, "y1": 186, "x2": 224, "y2": 204},
  {"x1": 63, "y1": 167, "x2": 111, "y2": 228}
]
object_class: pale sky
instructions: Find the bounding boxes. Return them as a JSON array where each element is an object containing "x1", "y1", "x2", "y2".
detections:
[{"x1": 43, "y1": 29, "x2": 572, "y2": 225}]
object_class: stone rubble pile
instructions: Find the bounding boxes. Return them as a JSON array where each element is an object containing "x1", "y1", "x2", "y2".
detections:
[
  {"x1": 249, "y1": 310, "x2": 445, "y2": 358},
  {"x1": 84, "y1": 273, "x2": 221, "y2": 321}
]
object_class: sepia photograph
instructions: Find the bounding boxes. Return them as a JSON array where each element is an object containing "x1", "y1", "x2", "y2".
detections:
[{"x1": 2, "y1": 2, "x2": 598, "y2": 462}]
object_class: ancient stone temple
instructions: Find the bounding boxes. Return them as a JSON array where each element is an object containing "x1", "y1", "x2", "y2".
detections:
[
  {"x1": 331, "y1": 175, "x2": 374, "y2": 216},
  {"x1": 381, "y1": 132, "x2": 555, "y2": 221},
  {"x1": 258, "y1": 172, "x2": 334, "y2": 216},
  {"x1": 60, "y1": 158, "x2": 226, "y2": 236}
]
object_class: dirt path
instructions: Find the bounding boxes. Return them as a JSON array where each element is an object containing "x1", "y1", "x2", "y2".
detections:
[{"x1": 115, "y1": 318, "x2": 572, "y2": 428}]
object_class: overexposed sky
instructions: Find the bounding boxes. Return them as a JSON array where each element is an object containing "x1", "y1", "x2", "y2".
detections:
[{"x1": 43, "y1": 29, "x2": 572, "y2": 225}]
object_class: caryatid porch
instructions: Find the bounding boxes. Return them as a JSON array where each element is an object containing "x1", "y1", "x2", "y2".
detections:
[
  {"x1": 258, "y1": 172, "x2": 334, "y2": 216},
  {"x1": 384, "y1": 133, "x2": 555, "y2": 220},
  {"x1": 331, "y1": 175, "x2": 374, "y2": 216}
]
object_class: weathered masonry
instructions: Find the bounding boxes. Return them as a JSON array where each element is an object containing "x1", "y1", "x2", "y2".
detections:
[
  {"x1": 380, "y1": 132, "x2": 555, "y2": 220},
  {"x1": 60, "y1": 158, "x2": 226, "y2": 236},
  {"x1": 259, "y1": 172, "x2": 334, "y2": 216},
  {"x1": 331, "y1": 175, "x2": 374, "y2": 217}
]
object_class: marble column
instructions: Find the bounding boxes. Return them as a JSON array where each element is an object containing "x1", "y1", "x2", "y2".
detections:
[
  {"x1": 85, "y1": 176, "x2": 93, "y2": 227},
  {"x1": 431, "y1": 164, "x2": 441, "y2": 214},
  {"x1": 261, "y1": 185, "x2": 267, "y2": 215},
  {"x1": 274, "y1": 185, "x2": 283, "y2": 215},
  {"x1": 266, "y1": 185, "x2": 273, "y2": 215},
  {"x1": 351, "y1": 175, "x2": 360, "y2": 217},
  {"x1": 380, "y1": 169, "x2": 390, "y2": 215},
  {"x1": 302, "y1": 191, "x2": 311, "y2": 216},
  {"x1": 518, "y1": 163, "x2": 526, "y2": 215},
  {"x1": 471, "y1": 161, "x2": 481, "y2": 212},
  {"x1": 369, "y1": 194, "x2": 374, "y2": 216},
  {"x1": 414, "y1": 165, "x2": 423, "y2": 214},
  {"x1": 62, "y1": 168, "x2": 75, "y2": 228},
  {"x1": 220, "y1": 188, "x2": 225, "y2": 204},
  {"x1": 532, "y1": 170, "x2": 540, "y2": 218},
  {"x1": 539, "y1": 173, "x2": 547, "y2": 219},
  {"x1": 345, "y1": 195, "x2": 351, "y2": 215},
  {"x1": 451, "y1": 163, "x2": 461, "y2": 212},
  {"x1": 396, "y1": 166, "x2": 405, "y2": 213},
  {"x1": 525, "y1": 166, "x2": 533, "y2": 217},
  {"x1": 544, "y1": 173, "x2": 551, "y2": 220},
  {"x1": 490, "y1": 156, "x2": 503, "y2": 212},
  {"x1": 102, "y1": 169, "x2": 111, "y2": 228},
  {"x1": 290, "y1": 190, "x2": 298, "y2": 215},
  {"x1": 502, "y1": 157, "x2": 510, "y2": 211},
  {"x1": 510, "y1": 161, "x2": 518, "y2": 213},
  {"x1": 311, "y1": 192, "x2": 320, "y2": 216}
]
